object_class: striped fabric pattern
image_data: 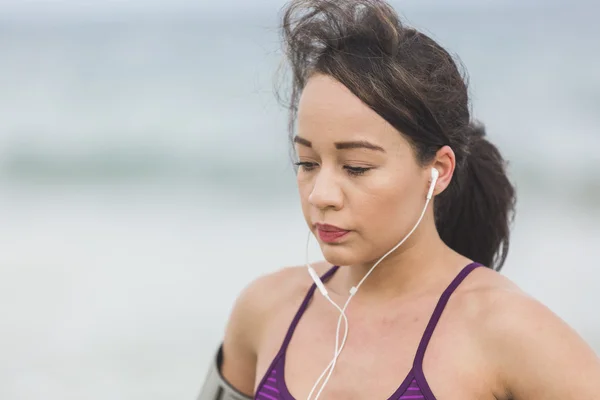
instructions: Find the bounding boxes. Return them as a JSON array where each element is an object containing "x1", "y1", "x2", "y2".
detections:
[
  {"x1": 399, "y1": 378, "x2": 425, "y2": 399},
  {"x1": 255, "y1": 364, "x2": 427, "y2": 400},
  {"x1": 255, "y1": 369, "x2": 280, "y2": 400}
]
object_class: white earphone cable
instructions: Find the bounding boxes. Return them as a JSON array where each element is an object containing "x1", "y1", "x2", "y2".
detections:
[{"x1": 305, "y1": 169, "x2": 438, "y2": 400}]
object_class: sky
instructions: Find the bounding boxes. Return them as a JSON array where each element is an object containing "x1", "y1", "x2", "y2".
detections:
[{"x1": 0, "y1": 0, "x2": 582, "y2": 21}]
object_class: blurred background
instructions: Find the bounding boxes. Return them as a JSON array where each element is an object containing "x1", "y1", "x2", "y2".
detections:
[{"x1": 0, "y1": 0, "x2": 598, "y2": 398}]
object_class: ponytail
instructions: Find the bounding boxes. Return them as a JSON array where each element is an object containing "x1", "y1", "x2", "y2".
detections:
[{"x1": 434, "y1": 123, "x2": 516, "y2": 271}]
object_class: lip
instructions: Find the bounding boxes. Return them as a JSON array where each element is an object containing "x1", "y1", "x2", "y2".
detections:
[
  {"x1": 314, "y1": 223, "x2": 350, "y2": 243},
  {"x1": 314, "y1": 223, "x2": 348, "y2": 232}
]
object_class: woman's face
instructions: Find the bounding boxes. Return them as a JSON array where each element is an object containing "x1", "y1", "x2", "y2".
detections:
[{"x1": 295, "y1": 74, "x2": 432, "y2": 267}]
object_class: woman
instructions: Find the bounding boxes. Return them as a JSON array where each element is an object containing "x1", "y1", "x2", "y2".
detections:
[{"x1": 198, "y1": 1, "x2": 600, "y2": 399}]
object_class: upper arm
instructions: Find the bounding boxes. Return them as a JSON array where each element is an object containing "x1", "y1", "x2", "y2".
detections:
[
  {"x1": 220, "y1": 274, "x2": 275, "y2": 396},
  {"x1": 219, "y1": 266, "x2": 307, "y2": 396},
  {"x1": 485, "y1": 292, "x2": 600, "y2": 399}
]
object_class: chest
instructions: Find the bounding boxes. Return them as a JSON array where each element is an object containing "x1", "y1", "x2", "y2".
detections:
[{"x1": 255, "y1": 298, "x2": 500, "y2": 400}]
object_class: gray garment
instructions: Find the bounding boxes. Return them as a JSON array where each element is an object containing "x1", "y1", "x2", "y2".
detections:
[{"x1": 197, "y1": 345, "x2": 253, "y2": 400}]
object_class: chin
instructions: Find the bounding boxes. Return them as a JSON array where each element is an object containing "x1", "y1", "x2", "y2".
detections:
[{"x1": 320, "y1": 244, "x2": 365, "y2": 267}]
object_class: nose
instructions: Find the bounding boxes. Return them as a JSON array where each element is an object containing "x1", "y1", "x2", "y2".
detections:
[{"x1": 308, "y1": 167, "x2": 344, "y2": 211}]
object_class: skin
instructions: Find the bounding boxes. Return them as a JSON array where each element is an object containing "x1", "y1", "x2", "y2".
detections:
[{"x1": 220, "y1": 73, "x2": 600, "y2": 399}]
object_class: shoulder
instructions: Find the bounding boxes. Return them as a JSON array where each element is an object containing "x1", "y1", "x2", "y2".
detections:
[
  {"x1": 224, "y1": 260, "x2": 334, "y2": 353},
  {"x1": 457, "y1": 266, "x2": 584, "y2": 348},
  {"x1": 235, "y1": 260, "x2": 333, "y2": 324},
  {"x1": 220, "y1": 261, "x2": 333, "y2": 395},
  {"x1": 451, "y1": 265, "x2": 586, "y2": 349},
  {"x1": 453, "y1": 265, "x2": 600, "y2": 398},
  {"x1": 443, "y1": 265, "x2": 523, "y2": 331}
]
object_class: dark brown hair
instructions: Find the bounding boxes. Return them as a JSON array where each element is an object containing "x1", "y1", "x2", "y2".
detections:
[{"x1": 277, "y1": 0, "x2": 516, "y2": 270}]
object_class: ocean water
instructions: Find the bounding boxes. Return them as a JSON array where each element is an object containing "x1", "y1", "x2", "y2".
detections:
[{"x1": 0, "y1": 3, "x2": 599, "y2": 399}]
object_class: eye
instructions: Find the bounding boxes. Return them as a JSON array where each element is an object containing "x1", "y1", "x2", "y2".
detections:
[
  {"x1": 294, "y1": 161, "x2": 318, "y2": 172},
  {"x1": 344, "y1": 166, "x2": 371, "y2": 176}
]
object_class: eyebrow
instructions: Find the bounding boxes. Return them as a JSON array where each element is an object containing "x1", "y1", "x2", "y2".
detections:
[{"x1": 293, "y1": 136, "x2": 385, "y2": 153}]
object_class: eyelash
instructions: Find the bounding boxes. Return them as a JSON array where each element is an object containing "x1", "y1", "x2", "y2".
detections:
[{"x1": 294, "y1": 162, "x2": 371, "y2": 177}]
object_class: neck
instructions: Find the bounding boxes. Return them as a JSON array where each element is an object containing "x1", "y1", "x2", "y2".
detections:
[{"x1": 335, "y1": 222, "x2": 468, "y2": 303}]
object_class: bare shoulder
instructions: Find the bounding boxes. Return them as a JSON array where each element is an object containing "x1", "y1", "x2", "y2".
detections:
[
  {"x1": 224, "y1": 261, "x2": 330, "y2": 350},
  {"x1": 445, "y1": 265, "x2": 523, "y2": 325},
  {"x1": 234, "y1": 260, "x2": 333, "y2": 323},
  {"x1": 455, "y1": 266, "x2": 585, "y2": 343},
  {"x1": 453, "y1": 266, "x2": 600, "y2": 398},
  {"x1": 220, "y1": 261, "x2": 333, "y2": 395},
  {"x1": 452, "y1": 266, "x2": 587, "y2": 345}
]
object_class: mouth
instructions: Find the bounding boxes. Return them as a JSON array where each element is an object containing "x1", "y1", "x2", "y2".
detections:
[{"x1": 314, "y1": 223, "x2": 350, "y2": 244}]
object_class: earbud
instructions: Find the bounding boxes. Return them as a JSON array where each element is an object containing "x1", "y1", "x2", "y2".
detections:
[{"x1": 427, "y1": 168, "x2": 439, "y2": 200}]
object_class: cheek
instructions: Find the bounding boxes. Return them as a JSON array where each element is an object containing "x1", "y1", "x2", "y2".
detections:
[
  {"x1": 297, "y1": 175, "x2": 312, "y2": 213},
  {"x1": 356, "y1": 187, "x2": 402, "y2": 225},
  {"x1": 297, "y1": 175, "x2": 310, "y2": 199},
  {"x1": 354, "y1": 171, "x2": 422, "y2": 230}
]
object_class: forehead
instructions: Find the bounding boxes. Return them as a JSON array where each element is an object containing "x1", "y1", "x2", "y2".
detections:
[{"x1": 297, "y1": 73, "x2": 399, "y2": 145}]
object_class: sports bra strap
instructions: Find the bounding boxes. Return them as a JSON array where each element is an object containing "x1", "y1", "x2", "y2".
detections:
[
  {"x1": 279, "y1": 265, "x2": 340, "y2": 351},
  {"x1": 413, "y1": 262, "x2": 483, "y2": 368}
]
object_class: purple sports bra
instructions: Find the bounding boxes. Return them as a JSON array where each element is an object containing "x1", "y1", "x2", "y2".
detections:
[{"x1": 254, "y1": 262, "x2": 482, "y2": 400}]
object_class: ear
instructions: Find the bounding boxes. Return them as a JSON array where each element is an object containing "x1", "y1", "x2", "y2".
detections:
[{"x1": 430, "y1": 145, "x2": 455, "y2": 196}]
